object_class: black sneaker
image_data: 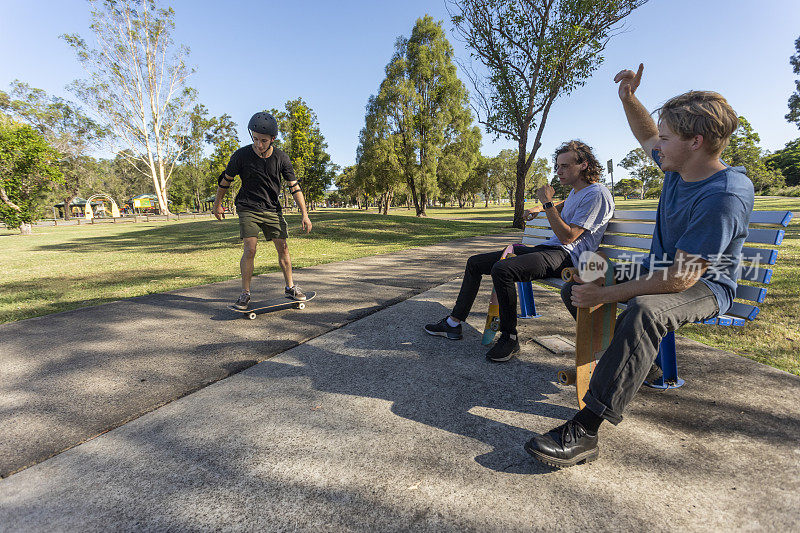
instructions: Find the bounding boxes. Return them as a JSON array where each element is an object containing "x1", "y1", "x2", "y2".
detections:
[
  {"x1": 233, "y1": 291, "x2": 251, "y2": 310},
  {"x1": 485, "y1": 332, "x2": 520, "y2": 362},
  {"x1": 285, "y1": 285, "x2": 307, "y2": 301},
  {"x1": 524, "y1": 419, "x2": 599, "y2": 468},
  {"x1": 424, "y1": 317, "x2": 463, "y2": 340}
]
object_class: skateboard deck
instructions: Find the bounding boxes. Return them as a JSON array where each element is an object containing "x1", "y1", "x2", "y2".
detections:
[
  {"x1": 230, "y1": 291, "x2": 316, "y2": 320},
  {"x1": 557, "y1": 256, "x2": 616, "y2": 409},
  {"x1": 481, "y1": 244, "x2": 516, "y2": 345}
]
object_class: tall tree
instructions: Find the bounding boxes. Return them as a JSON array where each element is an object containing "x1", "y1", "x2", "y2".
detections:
[
  {"x1": 1, "y1": 81, "x2": 106, "y2": 219},
  {"x1": 63, "y1": 0, "x2": 195, "y2": 215},
  {"x1": 767, "y1": 138, "x2": 800, "y2": 186},
  {"x1": 449, "y1": 0, "x2": 646, "y2": 228},
  {"x1": 206, "y1": 113, "x2": 239, "y2": 208},
  {"x1": 377, "y1": 16, "x2": 474, "y2": 216},
  {"x1": 357, "y1": 95, "x2": 403, "y2": 215},
  {"x1": 178, "y1": 104, "x2": 215, "y2": 210},
  {"x1": 494, "y1": 149, "x2": 518, "y2": 206},
  {"x1": 272, "y1": 98, "x2": 333, "y2": 210},
  {"x1": 407, "y1": 16, "x2": 473, "y2": 214},
  {"x1": 722, "y1": 116, "x2": 785, "y2": 193},
  {"x1": 618, "y1": 147, "x2": 663, "y2": 198},
  {"x1": 0, "y1": 119, "x2": 63, "y2": 234},
  {"x1": 787, "y1": 36, "x2": 800, "y2": 129},
  {"x1": 437, "y1": 125, "x2": 482, "y2": 207}
]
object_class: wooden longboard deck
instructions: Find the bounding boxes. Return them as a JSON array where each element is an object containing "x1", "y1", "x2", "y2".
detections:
[
  {"x1": 557, "y1": 258, "x2": 616, "y2": 409},
  {"x1": 482, "y1": 245, "x2": 516, "y2": 345},
  {"x1": 230, "y1": 291, "x2": 316, "y2": 320}
]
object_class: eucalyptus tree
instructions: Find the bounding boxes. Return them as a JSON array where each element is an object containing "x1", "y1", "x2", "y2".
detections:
[
  {"x1": 63, "y1": 0, "x2": 195, "y2": 215},
  {"x1": 449, "y1": 0, "x2": 647, "y2": 227}
]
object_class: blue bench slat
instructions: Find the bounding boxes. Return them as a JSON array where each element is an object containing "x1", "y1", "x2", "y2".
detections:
[
  {"x1": 745, "y1": 228, "x2": 785, "y2": 245},
  {"x1": 738, "y1": 265, "x2": 773, "y2": 284},
  {"x1": 740, "y1": 247, "x2": 779, "y2": 265},
  {"x1": 726, "y1": 302, "x2": 760, "y2": 321},
  {"x1": 748, "y1": 210, "x2": 793, "y2": 226},
  {"x1": 734, "y1": 284, "x2": 767, "y2": 303}
]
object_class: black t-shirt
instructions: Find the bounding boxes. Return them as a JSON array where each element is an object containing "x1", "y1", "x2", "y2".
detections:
[{"x1": 224, "y1": 145, "x2": 297, "y2": 212}]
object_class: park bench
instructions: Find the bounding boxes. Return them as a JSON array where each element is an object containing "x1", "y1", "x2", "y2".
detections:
[{"x1": 511, "y1": 208, "x2": 793, "y2": 389}]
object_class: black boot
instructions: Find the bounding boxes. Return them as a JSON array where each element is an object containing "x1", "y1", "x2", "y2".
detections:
[{"x1": 524, "y1": 419, "x2": 599, "y2": 468}]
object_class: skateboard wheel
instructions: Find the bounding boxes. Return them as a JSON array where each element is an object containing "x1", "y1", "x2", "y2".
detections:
[
  {"x1": 247, "y1": 313, "x2": 256, "y2": 320},
  {"x1": 557, "y1": 368, "x2": 576, "y2": 385},
  {"x1": 298, "y1": 303, "x2": 305, "y2": 309}
]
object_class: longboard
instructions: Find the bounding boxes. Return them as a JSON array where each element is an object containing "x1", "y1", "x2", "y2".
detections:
[
  {"x1": 481, "y1": 244, "x2": 516, "y2": 345},
  {"x1": 229, "y1": 291, "x2": 316, "y2": 320},
  {"x1": 557, "y1": 256, "x2": 616, "y2": 409}
]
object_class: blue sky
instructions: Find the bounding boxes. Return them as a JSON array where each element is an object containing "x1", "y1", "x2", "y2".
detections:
[{"x1": 2, "y1": 0, "x2": 799, "y2": 182}]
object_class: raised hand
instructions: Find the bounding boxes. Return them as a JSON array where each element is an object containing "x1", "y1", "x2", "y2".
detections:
[
  {"x1": 536, "y1": 184, "x2": 555, "y2": 204},
  {"x1": 614, "y1": 63, "x2": 644, "y2": 100}
]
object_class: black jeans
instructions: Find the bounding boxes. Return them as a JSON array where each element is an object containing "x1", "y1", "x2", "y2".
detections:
[
  {"x1": 451, "y1": 245, "x2": 572, "y2": 335},
  {"x1": 560, "y1": 267, "x2": 719, "y2": 424}
]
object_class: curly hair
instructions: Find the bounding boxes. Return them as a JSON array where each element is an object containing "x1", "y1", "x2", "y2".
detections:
[{"x1": 553, "y1": 140, "x2": 603, "y2": 184}]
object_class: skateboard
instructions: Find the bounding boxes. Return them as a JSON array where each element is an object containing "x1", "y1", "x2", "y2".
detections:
[
  {"x1": 481, "y1": 244, "x2": 516, "y2": 345},
  {"x1": 557, "y1": 255, "x2": 616, "y2": 409},
  {"x1": 229, "y1": 291, "x2": 316, "y2": 320}
]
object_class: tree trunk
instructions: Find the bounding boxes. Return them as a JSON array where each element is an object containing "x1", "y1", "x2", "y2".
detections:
[{"x1": 417, "y1": 191, "x2": 427, "y2": 217}]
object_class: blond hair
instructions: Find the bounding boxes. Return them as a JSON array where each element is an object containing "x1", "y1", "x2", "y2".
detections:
[{"x1": 656, "y1": 91, "x2": 738, "y2": 154}]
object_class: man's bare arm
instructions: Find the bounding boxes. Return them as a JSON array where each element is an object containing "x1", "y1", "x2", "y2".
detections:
[
  {"x1": 615, "y1": 64, "x2": 659, "y2": 157},
  {"x1": 571, "y1": 250, "x2": 709, "y2": 308}
]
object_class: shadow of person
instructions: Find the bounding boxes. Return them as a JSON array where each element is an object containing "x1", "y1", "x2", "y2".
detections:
[{"x1": 252, "y1": 299, "x2": 574, "y2": 475}]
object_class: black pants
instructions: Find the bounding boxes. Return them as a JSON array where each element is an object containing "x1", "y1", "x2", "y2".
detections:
[
  {"x1": 451, "y1": 245, "x2": 572, "y2": 335},
  {"x1": 560, "y1": 267, "x2": 719, "y2": 424}
]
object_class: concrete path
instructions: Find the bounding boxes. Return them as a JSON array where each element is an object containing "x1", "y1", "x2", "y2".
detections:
[
  {"x1": 0, "y1": 233, "x2": 517, "y2": 479},
  {"x1": 1, "y1": 237, "x2": 799, "y2": 531}
]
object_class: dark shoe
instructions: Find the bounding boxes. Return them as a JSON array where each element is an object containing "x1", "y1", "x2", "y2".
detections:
[
  {"x1": 424, "y1": 317, "x2": 463, "y2": 340},
  {"x1": 285, "y1": 285, "x2": 307, "y2": 301},
  {"x1": 524, "y1": 419, "x2": 599, "y2": 468},
  {"x1": 233, "y1": 291, "x2": 251, "y2": 310},
  {"x1": 485, "y1": 333, "x2": 520, "y2": 362}
]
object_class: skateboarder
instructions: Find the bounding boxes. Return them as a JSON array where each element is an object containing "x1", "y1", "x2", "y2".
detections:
[
  {"x1": 424, "y1": 140, "x2": 614, "y2": 362},
  {"x1": 213, "y1": 112, "x2": 312, "y2": 310},
  {"x1": 524, "y1": 65, "x2": 755, "y2": 468}
]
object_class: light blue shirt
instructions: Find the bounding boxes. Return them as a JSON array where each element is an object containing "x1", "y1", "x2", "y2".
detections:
[{"x1": 542, "y1": 183, "x2": 615, "y2": 266}]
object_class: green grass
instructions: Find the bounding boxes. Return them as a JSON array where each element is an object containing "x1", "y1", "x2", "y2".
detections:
[
  {"x1": 2, "y1": 199, "x2": 798, "y2": 375},
  {"x1": 0, "y1": 209, "x2": 512, "y2": 324}
]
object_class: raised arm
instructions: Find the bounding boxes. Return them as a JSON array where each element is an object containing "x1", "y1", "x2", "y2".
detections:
[{"x1": 614, "y1": 63, "x2": 659, "y2": 157}]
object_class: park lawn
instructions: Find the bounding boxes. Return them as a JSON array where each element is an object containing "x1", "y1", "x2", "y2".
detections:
[
  {"x1": 0, "y1": 209, "x2": 513, "y2": 325},
  {"x1": 2, "y1": 199, "x2": 798, "y2": 375}
]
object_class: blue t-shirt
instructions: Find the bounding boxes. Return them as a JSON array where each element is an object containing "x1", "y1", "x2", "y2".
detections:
[
  {"x1": 648, "y1": 150, "x2": 755, "y2": 314},
  {"x1": 541, "y1": 183, "x2": 615, "y2": 266}
]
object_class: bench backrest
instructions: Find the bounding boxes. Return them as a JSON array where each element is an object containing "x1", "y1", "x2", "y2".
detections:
[{"x1": 522, "y1": 209, "x2": 793, "y2": 326}]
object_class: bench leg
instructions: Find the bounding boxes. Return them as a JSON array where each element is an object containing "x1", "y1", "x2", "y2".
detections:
[
  {"x1": 644, "y1": 331, "x2": 685, "y2": 389},
  {"x1": 516, "y1": 281, "x2": 542, "y2": 319}
]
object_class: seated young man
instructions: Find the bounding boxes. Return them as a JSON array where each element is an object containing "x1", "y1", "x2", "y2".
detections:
[
  {"x1": 524, "y1": 64, "x2": 755, "y2": 468},
  {"x1": 424, "y1": 140, "x2": 614, "y2": 362}
]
